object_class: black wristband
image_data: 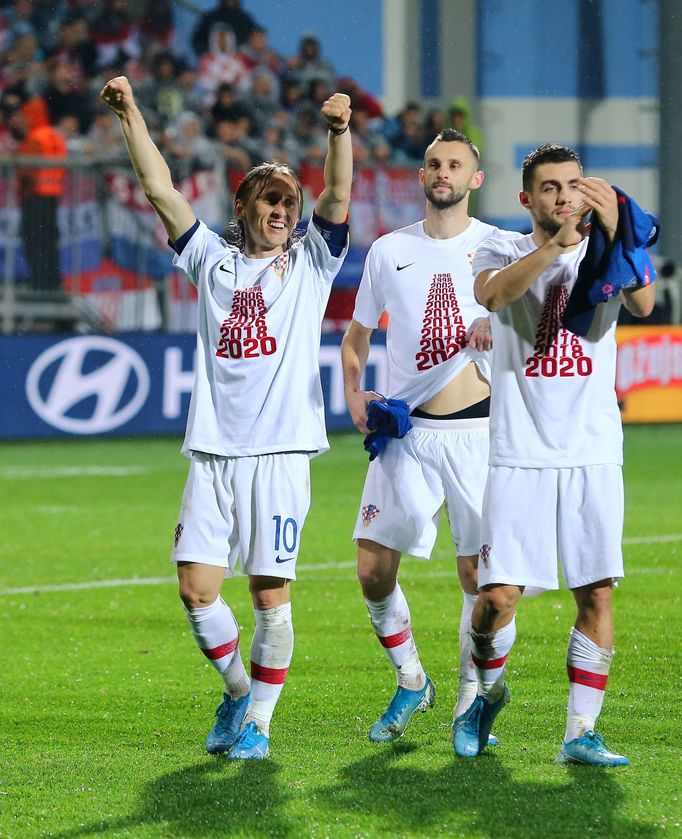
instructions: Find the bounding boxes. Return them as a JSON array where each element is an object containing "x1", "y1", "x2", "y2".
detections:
[{"x1": 327, "y1": 122, "x2": 349, "y2": 135}]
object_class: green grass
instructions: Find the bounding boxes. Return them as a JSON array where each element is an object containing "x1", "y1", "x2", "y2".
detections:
[{"x1": 1, "y1": 426, "x2": 681, "y2": 838}]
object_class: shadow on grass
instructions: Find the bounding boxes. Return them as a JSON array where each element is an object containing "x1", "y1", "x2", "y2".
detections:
[
  {"x1": 314, "y1": 742, "x2": 658, "y2": 839},
  {"x1": 45, "y1": 756, "x2": 296, "y2": 838}
]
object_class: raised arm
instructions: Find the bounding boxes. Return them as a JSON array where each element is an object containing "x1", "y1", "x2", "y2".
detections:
[
  {"x1": 315, "y1": 92, "x2": 353, "y2": 224},
  {"x1": 341, "y1": 319, "x2": 380, "y2": 434},
  {"x1": 100, "y1": 76, "x2": 196, "y2": 242},
  {"x1": 475, "y1": 204, "x2": 591, "y2": 311}
]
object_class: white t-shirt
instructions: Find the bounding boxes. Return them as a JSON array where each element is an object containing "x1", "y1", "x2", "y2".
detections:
[
  {"x1": 173, "y1": 218, "x2": 347, "y2": 457},
  {"x1": 353, "y1": 219, "x2": 515, "y2": 409},
  {"x1": 472, "y1": 234, "x2": 623, "y2": 468}
]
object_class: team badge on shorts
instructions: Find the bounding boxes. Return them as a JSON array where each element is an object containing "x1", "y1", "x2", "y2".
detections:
[
  {"x1": 479, "y1": 543, "x2": 491, "y2": 568},
  {"x1": 362, "y1": 504, "x2": 381, "y2": 526},
  {"x1": 174, "y1": 523, "x2": 184, "y2": 547}
]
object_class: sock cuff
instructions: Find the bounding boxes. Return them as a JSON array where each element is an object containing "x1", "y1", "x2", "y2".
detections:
[
  {"x1": 184, "y1": 595, "x2": 223, "y2": 620},
  {"x1": 254, "y1": 601, "x2": 292, "y2": 628},
  {"x1": 568, "y1": 626, "x2": 613, "y2": 671},
  {"x1": 462, "y1": 592, "x2": 478, "y2": 605}
]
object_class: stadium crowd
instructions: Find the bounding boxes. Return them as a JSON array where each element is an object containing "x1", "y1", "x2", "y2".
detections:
[{"x1": 0, "y1": 0, "x2": 482, "y2": 180}]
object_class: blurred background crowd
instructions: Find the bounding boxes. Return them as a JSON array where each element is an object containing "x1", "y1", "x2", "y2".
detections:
[{"x1": 0, "y1": 0, "x2": 482, "y2": 179}]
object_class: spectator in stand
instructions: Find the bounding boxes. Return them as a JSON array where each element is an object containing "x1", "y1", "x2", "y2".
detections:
[
  {"x1": 386, "y1": 101, "x2": 427, "y2": 163},
  {"x1": 287, "y1": 34, "x2": 336, "y2": 90},
  {"x1": 287, "y1": 105, "x2": 326, "y2": 167},
  {"x1": 236, "y1": 24, "x2": 285, "y2": 83},
  {"x1": 3, "y1": 0, "x2": 36, "y2": 47},
  {"x1": 55, "y1": 112, "x2": 85, "y2": 154},
  {"x1": 161, "y1": 110, "x2": 219, "y2": 181},
  {"x1": 43, "y1": 59, "x2": 93, "y2": 134},
  {"x1": 208, "y1": 81, "x2": 252, "y2": 133},
  {"x1": 191, "y1": 0, "x2": 258, "y2": 56},
  {"x1": 424, "y1": 106, "x2": 445, "y2": 139},
  {"x1": 0, "y1": 32, "x2": 44, "y2": 97},
  {"x1": 213, "y1": 115, "x2": 254, "y2": 175},
  {"x1": 82, "y1": 109, "x2": 127, "y2": 159},
  {"x1": 337, "y1": 76, "x2": 383, "y2": 120},
  {"x1": 137, "y1": 0, "x2": 175, "y2": 54},
  {"x1": 7, "y1": 104, "x2": 67, "y2": 292},
  {"x1": 350, "y1": 103, "x2": 391, "y2": 167},
  {"x1": 90, "y1": 0, "x2": 141, "y2": 71},
  {"x1": 47, "y1": 14, "x2": 98, "y2": 83},
  {"x1": 248, "y1": 69, "x2": 281, "y2": 133},
  {"x1": 197, "y1": 23, "x2": 251, "y2": 107},
  {"x1": 446, "y1": 97, "x2": 484, "y2": 156},
  {"x1": 280, "y1": 75, "x2": 305, "y2": 117},
  {"x1": 307, "y1": 77, "x2": 333, "y2": 111},
  {"x1": 136, "y1": 52, "x2": 188, "y2": 131}
]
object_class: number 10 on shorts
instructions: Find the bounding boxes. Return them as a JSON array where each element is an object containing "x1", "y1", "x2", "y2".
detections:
[{"x1": 273, "y1": 515, "x2": 298, "y2": 555}]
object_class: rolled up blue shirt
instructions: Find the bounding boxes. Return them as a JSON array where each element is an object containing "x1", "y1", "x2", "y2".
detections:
[{"x1": 363, "y1": 398, "x2": 413, "y2": 461}]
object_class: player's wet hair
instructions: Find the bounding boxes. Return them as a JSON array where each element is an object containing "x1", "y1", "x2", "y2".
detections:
[
  {"x1": 522, "y1": 144, "x2": 583, "y2": 190},
  {"x1": 425, "y1": 128, "x2": 480, "y2": 164},
  {"x1": 226, "y1": 161, "x2": 304, "y2": 250}
]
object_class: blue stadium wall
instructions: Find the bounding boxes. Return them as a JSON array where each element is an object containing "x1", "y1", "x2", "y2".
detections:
[{"x1": 476, "y1": 0, "x2": 659, "y2": 231}]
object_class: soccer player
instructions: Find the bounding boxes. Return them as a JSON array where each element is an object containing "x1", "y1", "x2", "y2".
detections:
[
  {"x1": 342, "y1": 128, "x2": 515, "y2": 746},
  {"x1": 101, "y1": 75, "x2": 352, "y2": 760},
  {"x1": 454, "y1": 143, "x2": 656, "y2": 765}
]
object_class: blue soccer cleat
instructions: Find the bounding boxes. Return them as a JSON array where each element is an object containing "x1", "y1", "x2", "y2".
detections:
[
  {"x1": 453, "y1": 684, "x2": 510, "y2": 758},
  {"x1": 369, "y1": 677, "x2": 436, "y2": 742},
  {"x1": 227, "y1": 721, "x2": 270, "y2": 760},
  {"x1": 556, "y1": 730, "x2": 630, "y2": 767},
  {"x1": 205, "y1": 691, "x2": 251, "y2": 754}
]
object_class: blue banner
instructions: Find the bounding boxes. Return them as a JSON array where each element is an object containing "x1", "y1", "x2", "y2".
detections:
[{"x1": 0, "y1": 333, "x2": 388, "y2": 440}]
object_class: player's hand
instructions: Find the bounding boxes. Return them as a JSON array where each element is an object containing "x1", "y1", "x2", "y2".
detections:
[
  {"x1": 100, "y1": 76, "x2": 135, "y2": 117},
  {"x1": 552, "y1": 201, "x2": 591, "y2": 250},
  {"x1": 467, "y1": 317, "x2": 492, "y2": 351},
  {"x1": 345, "y1": 388, "x2": 381, "y2": 434},
  {"x1": 321, "y1": 92, "x2": 352, "y2": 132},
  {"x1": 577, "y1": 177, "x2": 618, "y2": 242}
]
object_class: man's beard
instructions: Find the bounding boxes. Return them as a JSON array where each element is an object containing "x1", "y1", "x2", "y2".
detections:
[
  {"x1": 424, "y1": 183, "x2": 468, "y2": 210},
  {"x1": 536, "y1": 214, "x2": 562, "y2": 236}
]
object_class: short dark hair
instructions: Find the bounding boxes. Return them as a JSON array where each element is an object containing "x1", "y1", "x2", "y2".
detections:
[
  {"x1": 226, "y1": 161, "x2": 304, "y2": 251},
  {"x1": 521, "y1": 144, "x2": 582, "y2": 190},
  {"x1": 426, "y1": 128, "x2": 480, "y2": 164}
]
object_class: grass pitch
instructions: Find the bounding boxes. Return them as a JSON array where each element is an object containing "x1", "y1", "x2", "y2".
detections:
[{"x1": 1, "y1": 425, "x2": 680, "y2": 839}]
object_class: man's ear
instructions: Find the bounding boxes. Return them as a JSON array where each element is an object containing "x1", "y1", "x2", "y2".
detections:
[
  {"x1": 519, "y1": 190, "x2": 530, "y2": 209},
  {"x1": 469, "y1": 170, "x2": 484, "y2": 191},
  {"x1": 234, "y1": 198, "x2": 244, "y2": 219}
]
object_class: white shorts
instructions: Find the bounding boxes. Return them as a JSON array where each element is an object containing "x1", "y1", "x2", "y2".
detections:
[
  {"x1": 352, "y1": 417, "x2": 489, "y2": 558},
  {"x1": 171, "y1": 451, "x2": 311, "y2": 580},
  {"x1": 478, "y1": 464, "x2": 624, "y2": 592}
]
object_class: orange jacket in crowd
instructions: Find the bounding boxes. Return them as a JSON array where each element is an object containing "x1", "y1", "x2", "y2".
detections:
[{"x1": 17, "y1": 124, "x2": 68, "y2": 200}]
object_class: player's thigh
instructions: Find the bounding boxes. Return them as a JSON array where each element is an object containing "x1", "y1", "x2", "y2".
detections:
[
  {"x1": 235, "y1": 452, "x2": 311, "y2": 580},
  {"x1": 353, "y1": 431, "x2": 445, "y2": 558},
  {"x1": 171, "y1": 453, "x2": 236, "y2": 570},
  {"x1": 558, "y1": 464, "x2": 624, "y2": 589},
  {"x1": 479, "y1": 466, "x2": 560, "y2": 592},
  {"x1": 441, "y1": 423, "x2": 489, "y2": 557}
]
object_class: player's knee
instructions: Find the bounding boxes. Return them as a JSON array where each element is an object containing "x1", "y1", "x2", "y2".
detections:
[
  {"x1": 577, "y1": 580, "x2": 614, "y2": 616},
  {"x1": 476, "y1": 585, "x2": 518, "y2": 623},
  {"x1": 178, "y1": 578, "x2": 220, "y2": 610}
]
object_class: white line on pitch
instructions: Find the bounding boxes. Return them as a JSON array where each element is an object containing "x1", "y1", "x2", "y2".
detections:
[
  {"x1": 1, "y1": 466, "x2": 149, "y2": 479},
  {"x1": 1, "y1": 533, "x2": 680, "y2": 597}
]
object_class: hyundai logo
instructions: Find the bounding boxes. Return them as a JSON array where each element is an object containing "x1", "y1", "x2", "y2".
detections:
[{"x1": 26, "y1": 336, "x2": 150, "y2": 434}]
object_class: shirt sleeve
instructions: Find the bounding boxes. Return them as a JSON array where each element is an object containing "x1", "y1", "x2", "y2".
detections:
[
  {"x1": 472, "y1": 236, "x2": 515, "y2": 278},
  {"x1": 301, "y1": 215, "x2": 349, "y2": 288},
  {"x1": 352, "y1": 242, "x2": 384, "y2": 328},
  {"x1": 172, "y1": 220, "x2": 237, "y2": 287}
]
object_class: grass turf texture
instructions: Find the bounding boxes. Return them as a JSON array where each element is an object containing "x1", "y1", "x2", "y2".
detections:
[{"x1": 1, "y1": 425, "x2": 680, "y2": 839}]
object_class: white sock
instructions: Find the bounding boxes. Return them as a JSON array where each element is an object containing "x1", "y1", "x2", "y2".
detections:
[
  {"x1": 244, "y1": 603, "x2": 294, "y2": 736},
  {"x1": 454, "y1": 592, "x2": 478, "y2": 718},
  {"x1": 184, "y1": 596, "x2": 249, "y2": 698},
  {"x1": 564, "y1": 626, "x2": 613, "y2": 742},
  {"x1": 470, "y1": 617, "x2": 516, "y2": 703},
  {"x1": 365, "y1": 584, "x2": 426, "y2": 691}
]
